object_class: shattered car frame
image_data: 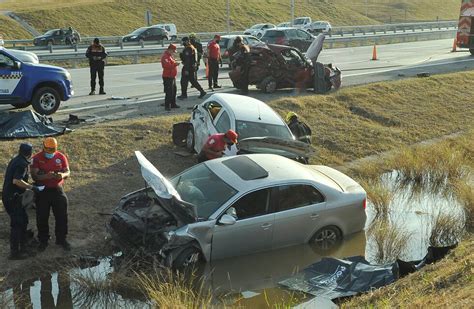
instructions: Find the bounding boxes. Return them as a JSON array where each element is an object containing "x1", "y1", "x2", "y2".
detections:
[
  {"x1": 108, "y1": 152, "x2": 367, "y2": 269},
  {"x1": 229, "y1": 34, "x2": 341, "y2": 94}
]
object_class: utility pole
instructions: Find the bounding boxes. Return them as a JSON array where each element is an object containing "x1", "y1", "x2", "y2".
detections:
[
  {"x1": 226, "y1": 0, "x2": 230, "y2": 34},
  {"x1": 291, "y1": 0, "x2": 295, "y2": 26},
  {"x1": 365, "y1": 0, "x2": 368, "y2": 17}
]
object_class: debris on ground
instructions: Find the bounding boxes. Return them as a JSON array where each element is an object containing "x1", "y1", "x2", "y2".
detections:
[{"x1": 0, "y1": 111, "x2": 70, "y2": 138}]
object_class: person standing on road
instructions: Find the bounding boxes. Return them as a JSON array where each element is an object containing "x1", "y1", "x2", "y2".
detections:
[
  {"x1": 161, "y1": 44, "x2": 180, "y2": 111},
  {"x1": 31, "y1": 137, "x2": 71, "y2": 252},
  {"x1": 207, "y1": 35, "x2": 222, "y2": 91},
  {"x1": 86, "y1": 38, "x2": 108, "y2": 95},
  {"x1": 189, "y1": 33, "x2": 203, "y2": 83},
  {"x1": 178, "y1": 37, "x2": 206, "y2": 100},
  {"x1": 2, "y1": 143, "x2": 39, "y2": 260},
  {"x1": 231, "y1": 36, "x2": 251, "y2": 95},
  {"x1": 286, "y1": 112, "x2": 312, "y2": 144},
  {"x1": 197, "y1": 130, "x2": 239, "y2": 163}
]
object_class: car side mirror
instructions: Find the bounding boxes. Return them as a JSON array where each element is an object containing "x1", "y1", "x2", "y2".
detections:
[
  {"x1": 218, "y1": 214, "x2": 236, "y2": 226},
  {"x1": 14, "y1": 61, "x2": 21, "y2": 70}
]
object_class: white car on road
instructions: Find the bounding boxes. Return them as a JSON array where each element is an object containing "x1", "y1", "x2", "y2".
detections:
[
  {"x1": 305, "y1": 21, "x2": 332, "y2": 34},
  {"x1": 172, "y1": 93, "x2": 312, "y2": 163},
  {"x1": 244, "y1": 23, "x2": 276, "y2": 38}
]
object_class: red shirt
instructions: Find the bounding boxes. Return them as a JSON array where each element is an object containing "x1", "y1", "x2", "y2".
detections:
[
  {"x1": 161, "y1": 51, "x2": 178, "y2": 78},
  {"x1": 207, "y1": 41, "x2": 221, "y2": 60},
  {"x1": 32, "y1": 151, "x2": 69, "y2": 188},
  {"x1": 202, "y1": 133, "x2": 226, "y2": 159}
]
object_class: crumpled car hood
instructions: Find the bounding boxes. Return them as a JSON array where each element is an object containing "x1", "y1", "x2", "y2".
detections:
[
  {"x1": 305, "y1": 33, "x2": 325, "y2": 63},
  {"x1": 238, "y1": 137, "x2": 314, "y2": 159}
]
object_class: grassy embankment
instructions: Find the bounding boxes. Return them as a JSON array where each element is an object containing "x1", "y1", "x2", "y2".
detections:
[
  {"x1": 1, "y1": 0, "x2": 461, "y2": 40},
  {"x1": 0, "y1": 15, "x2": 31, "y2": 39},
  {"x1": 0, "y1": 70, "x2": 472, "y2": 304}
]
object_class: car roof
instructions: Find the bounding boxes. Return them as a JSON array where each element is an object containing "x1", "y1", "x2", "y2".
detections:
[
  {"x1": 208, "y1": 93, "x2": 284, "y2": 126},
  {"x1": 206, "y1": 154, "x2": 341, "y2": 192}
]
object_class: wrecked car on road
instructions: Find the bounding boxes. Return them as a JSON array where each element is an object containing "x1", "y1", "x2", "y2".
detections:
[
  {"x1": 108, "y1": 152, "x2": 366, "y2": 269},
  {"x1": 172, "y1": 93, "x2": 312, "y2": 164},
  {"x1": 229, "y1": 34, "x2": 341, "y2": 94}
]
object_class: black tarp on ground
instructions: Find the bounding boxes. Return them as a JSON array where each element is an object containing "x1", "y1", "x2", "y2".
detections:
[
  {"x1": 0, "y1": 111, "x2": 69, "y2": 138},
  {"x1": 279, "y1": 256, "x2": 397, "y2": 300}
]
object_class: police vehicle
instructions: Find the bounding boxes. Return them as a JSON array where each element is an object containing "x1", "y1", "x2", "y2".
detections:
[{"x1": 0, "y1": 47, "x2": 73, "y2": 115}]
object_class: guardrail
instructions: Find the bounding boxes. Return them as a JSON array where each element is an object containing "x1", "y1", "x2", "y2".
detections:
[
  {"x1": 32, "y1": 29, "x2": 456, "y2": 68},
  {"x1": 4, "y1": 20, "x2": 457, "y2": 50}
]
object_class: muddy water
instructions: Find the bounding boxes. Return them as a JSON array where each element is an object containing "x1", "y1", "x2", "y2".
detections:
[{"x1": 0, "y1": 170, "x2": 465, "y2": 307}]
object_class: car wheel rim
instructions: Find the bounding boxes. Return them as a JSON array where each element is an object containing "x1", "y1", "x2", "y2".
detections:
[
  {"x1": 266, "y1": 81, "x2": 276, "y2": 92},
  {"x1": 186, "y1": 130, "x2": 194, "y2": 149},
  {"x1": 182, "y1": 252, "x2": 199, "y2": 267},
  {"x1": 39, "y1": 93, "x2": 56, "y2": 111}
]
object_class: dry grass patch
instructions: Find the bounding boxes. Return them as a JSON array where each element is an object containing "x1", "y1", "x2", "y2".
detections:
[
  {"x1": 0, "y1": 15, "x2": 31, "y2": 40},
  {"x1": 366, "y1": 219, "x2": 412, "y2": 264}
]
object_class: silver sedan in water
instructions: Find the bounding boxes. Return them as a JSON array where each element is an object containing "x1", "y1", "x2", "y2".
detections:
[{"x1": 108, "y1": 152, "x2": 367, "y2": 269}]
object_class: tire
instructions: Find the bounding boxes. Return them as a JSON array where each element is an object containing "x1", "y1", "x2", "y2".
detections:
[
  {"x1": 310, "y1": 225, "x2": 342, "y2": 250},
  {"x1": 470, "y1": 49, "x2": 474, "y2": 56},
  {"x1": 11, "y1": 102, "x2": 31, "y2": 109},
  {"x1": 171, "y1": 35, "x2": 177, "y2": 41},
  {"x1": 31, "y1": 87, "x2": 61, "y2": 115},
  {"x1": 172, "y1": 246, "x2": 202, "y2": 270},
  {"x1": 260, "y1": 77, "x2": 277, "y2": 93},
  {"x1": 186, "y1": 126, "x2": 195, "y2": 152}
]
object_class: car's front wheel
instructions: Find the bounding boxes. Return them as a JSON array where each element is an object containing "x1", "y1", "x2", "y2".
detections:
[
  {"x1": 260, "y1": 77, "x2": 277, "y2": 93},
  {"x1": 186, "y1": 127, "x2": 195, "y2": 152},
  {"x1": 172, "y1": 246, "x2": 202, "y2": 270},
  {"x1": 310, "y1": 225, "x2": 342, "y2": 250},
  {"x1": 31, "y1": 87, "x2": 61, "y2": 115}
]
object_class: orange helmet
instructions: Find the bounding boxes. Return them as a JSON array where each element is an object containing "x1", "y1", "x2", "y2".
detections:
[{"x1": 43, "y1": 137, "x2": 58, "y2": 152}]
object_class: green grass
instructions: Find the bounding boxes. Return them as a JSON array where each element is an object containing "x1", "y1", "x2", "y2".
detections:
[{"x1": 1, "y1": 0, "x2": 460, "y2": 39}]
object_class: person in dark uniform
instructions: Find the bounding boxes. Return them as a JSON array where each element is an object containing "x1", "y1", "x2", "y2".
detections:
[
  {"x1": 2, "y1": 143, "x2": 38, "y2": 260},
  {"x1": 189, "y1": 33, "x2": 203, "y2": 84},
  {"x1": 178, "y1": 37, "x2": 206, "y2": 100},
  {"x1": 231, "y1": 36, "x2": 251, "y2": 94},
  {"x1": 31, "y1": 137, "x2": 71, "y2": 252},
  {"x1": 85, "y1": 38, "x2": 108, "y2": 95},
  {"x1": 286, "y1": 112, "x2": 312, "y2": 144}
]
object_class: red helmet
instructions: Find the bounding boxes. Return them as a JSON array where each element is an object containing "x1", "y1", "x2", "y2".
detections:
[{"x1": 225, "y1": 130, "x2": 238, "y2": 144}]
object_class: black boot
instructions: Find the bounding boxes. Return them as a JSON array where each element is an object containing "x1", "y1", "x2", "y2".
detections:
[
  {"x1": 89, "y1": 90, "x2": 95, "y2": 95},
  {"x1": 99, "y1": 88, "x2": 106, "y2": 95},
  {"x1": 177, "y1": 94, "x2": 188, "y2": 100},
  {"x1": 198, "y1": 91, "x2": 207, "y2": 99}
]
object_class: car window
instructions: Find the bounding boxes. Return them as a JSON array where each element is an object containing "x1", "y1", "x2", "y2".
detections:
[
  {"x1": 215, "y1": 110, "x2": 231, "y2": 132},
  {"x1": 205, "y1": 101, "x2": 222, "y2": 120},
  {"x1": 277, "y1": 184, "x2": 324, "y2": 212},
  {"x1": 171, "y1": 164, "x2": 238, "y2": 219},
  {"x1": 236, "y1": 120, "x2": 293, "y2": 140},
  {"x1": 286, "y1": 29, "x2": 299, "y2": 39},
  {"x1": 280, "y1": 49, "x2": 305, "y2": 66},
  {"x1": 219, "y1": 38, "x2": 230, "y2": 49},
  {"x1": 263, "y1": 30, "x2": 284, "y2": 38},
  {"x1": 296, "y1": 30, "x2": 311, "y2": 39},
  {"x1": 231, "y1": 188, "x2": 270, "y2": 220},
  {"x1": 246, "y1": 37, "x2": 261, "y2": 45},
  {"x1": 0, "y1": 53, "x2": 14, "y2": 67},
  {"x1": 165, "y1": 26, "x2": 171, "y2": 31}
]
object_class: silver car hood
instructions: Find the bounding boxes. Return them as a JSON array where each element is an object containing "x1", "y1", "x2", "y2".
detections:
[
  {"x1": 305, "y1": 33, "x2": 325, "y2": 63},
  {"x1": 238, "y1": 137, "x2": 314, "y2": 159},
  {"x1": 135, "y1": 151, "x2": 198, "y2": 223}
]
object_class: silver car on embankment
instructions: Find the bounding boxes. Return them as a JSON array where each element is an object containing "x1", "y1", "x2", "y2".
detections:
[{"x1": 108, "y1": 152, "x2": 367, "y2": 269}]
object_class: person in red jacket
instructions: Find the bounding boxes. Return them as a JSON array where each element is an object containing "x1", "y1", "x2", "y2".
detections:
[
  {"x1": 197, "y1": 130, "x2": 238, "y2": 163},
  {"x1": 207, "y1": 35, "x2": 222, "y2": 91},
  {"x1": 161, "y1": 44, "x2": 180, "y2": 111}
]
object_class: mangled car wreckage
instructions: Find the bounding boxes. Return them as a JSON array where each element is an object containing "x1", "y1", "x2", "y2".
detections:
[
  {"x1": 229, "y1": 34, "x2": 341, "y2": 94},
  {"x1": 108, "y1": 152, "x2": 367, "y2": 269}
]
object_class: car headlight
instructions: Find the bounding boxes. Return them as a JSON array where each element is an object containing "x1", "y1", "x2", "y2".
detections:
[
  {"x1": 62, "y1": 71, "x2": 72, "y2": 81},
  {"x1": 131, "y1": 35, "x2": 137, "y2": 39}
]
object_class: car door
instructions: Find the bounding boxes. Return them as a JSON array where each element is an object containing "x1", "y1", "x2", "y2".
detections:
[
  {"x1": 211, "y1": 188, "x2": 275, "y2": 260},
  {"x1": 0, "y1": 52, "x2": 26, "y2": 104},
  {"x1": 192, "y1": 101, "x2": 221, "y2": 153},
  {"x1": 272, "y1": 184, "x2": 326, "y2": 249},
  {"x1": 212, "y1": 109, "x2": 238, "y2": 156}
]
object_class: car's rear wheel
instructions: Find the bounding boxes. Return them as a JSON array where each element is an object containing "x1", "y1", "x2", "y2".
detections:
[
  {"x1": 31, "y1": 87, "x2": 61, "y2": 115},
  {"x1": 186, "y1": 127, "x2": 195, "y2": 152},
  {"x1": 260, "y1": 77, "x2": 277, "y2": 93},
  {"x1": 310, "y1": 225, "x2": 342, "y2": 250},
  {"x1": 172, "y1": 246, "x2": 202, "y2": 270}
]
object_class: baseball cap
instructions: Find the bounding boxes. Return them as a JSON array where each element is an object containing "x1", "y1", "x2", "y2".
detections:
[
  {"x1": 214, "y1": 35, "x2": 221, "y2": 40},
  {"x1": 43, "y1": 137, "x2": 58, "y2": 152},
  {"x1": 168, "y1": 43, "x2": 177, "y2": 51},
  {"x1": 225, "y1": 130, "x2": 238, "y2": 144},
  {"x1": 93, "y1": 38, "x2": 100, "y2": 44}
]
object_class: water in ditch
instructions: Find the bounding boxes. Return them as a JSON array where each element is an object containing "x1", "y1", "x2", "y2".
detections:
[{"x1": 0, "y1": 170, "x2": 466, "y2": 307}]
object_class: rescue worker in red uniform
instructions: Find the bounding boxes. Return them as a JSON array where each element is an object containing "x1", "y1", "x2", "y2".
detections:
[
  {"x1": 161, "y1": 44, "x2": 180, "y2": 111},
  {"x1": 31, "y1": 137, "x2": 71, "y2": 251},
  {"x1": 197, "y1": 130, "x2": 239, "y2": 163},
  {"x1": 207, "y1": 35, "x2": 222, "y2": 91},
  {"x1": 85, "y1": 38, "x2": 108, "y2": 95}
]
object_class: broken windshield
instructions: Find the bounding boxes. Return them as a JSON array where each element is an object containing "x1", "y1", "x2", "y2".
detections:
[{"x1": 170, "y1": 164, "x2": 238, "y2": 219}]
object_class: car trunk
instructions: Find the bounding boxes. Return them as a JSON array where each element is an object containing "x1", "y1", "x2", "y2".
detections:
[{"x1": 308, "y1": 165, "x2": 364, "y2": 193}]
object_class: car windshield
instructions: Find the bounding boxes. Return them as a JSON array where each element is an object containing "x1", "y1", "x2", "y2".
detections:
[
  {"x1": 219, "y1": 38, "x2": 230, "y2": 49},
  {"x1": 263, "y1": 30, "x2": 284, "y2": 38},
  {"x1": 294, "y1": 18, "x2": 306, "y2": 25},
  {"x1": 251, "y1": 24, "x2": 264, "y2": 29},
  {"x1": 170, "y1": 164, "x2": 238, "y2": 219},
  {"x1": 236, "y1": 120, "x2": 293, "y2": 140},
  {"x1": 130, "y1": 28, "x2": 146, "y2": 35},
  {"x1": 43, "y1": 29, "x2": 58, "y2": 36}
]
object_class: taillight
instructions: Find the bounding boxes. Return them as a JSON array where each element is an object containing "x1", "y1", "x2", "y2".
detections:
[{"x1": 362, "y1": 198, "x2": 367, "y2": 209}]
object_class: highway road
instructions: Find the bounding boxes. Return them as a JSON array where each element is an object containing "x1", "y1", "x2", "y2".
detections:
[{"x1": 2, "y1": 38, "x2": 473, "y2": 123}]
